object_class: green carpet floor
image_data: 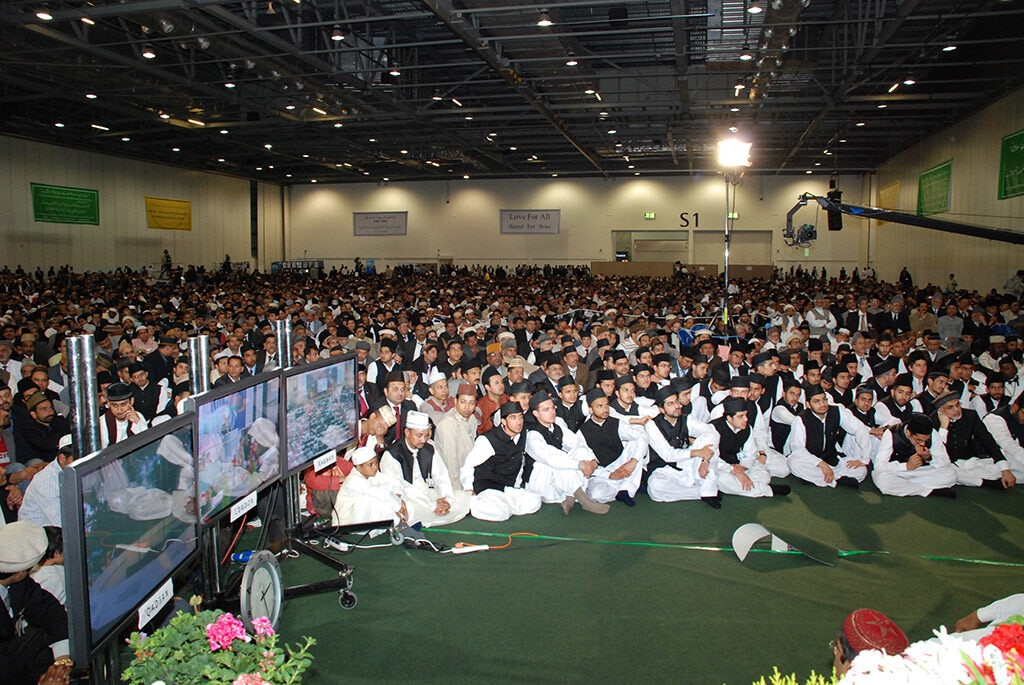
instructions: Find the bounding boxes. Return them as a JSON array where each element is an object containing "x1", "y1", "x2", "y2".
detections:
[{"x1": 273, "y1": 479, "x2": 1024, "y2": 684}]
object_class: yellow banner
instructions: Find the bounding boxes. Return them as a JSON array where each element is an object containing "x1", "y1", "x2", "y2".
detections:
[
  {"x1": 145, "y1": 196, "x2": 192, "y2": 231},
  {"x1": 876, "y1": 182, "x2": 900, "y2": 226}
]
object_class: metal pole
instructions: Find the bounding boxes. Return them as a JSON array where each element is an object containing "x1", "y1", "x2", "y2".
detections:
[
  {"x1": 66, "y1": 335, "x2": 100, "y2": 458},
  {"x1": 274, "y1": 319, "x2": 292, "y2": 371},
  {"x1": 274, "y1": 318, "x2": 299, "y2": 530},
  {"x1": 723, "y1": 177, "x2": 731, "y2": 325},
  {"x1": 187, "y1": 335, "x2": 211, "y2": 396}
]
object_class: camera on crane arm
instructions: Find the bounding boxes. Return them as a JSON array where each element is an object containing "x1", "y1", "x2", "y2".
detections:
[{"x1": 826, "y1": 178, "x2": 843, "y2": 231}]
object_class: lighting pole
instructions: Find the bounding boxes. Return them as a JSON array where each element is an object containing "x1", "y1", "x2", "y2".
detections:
[{"x1": 716, "y1": 139, "x2": 752, "y2": 326}]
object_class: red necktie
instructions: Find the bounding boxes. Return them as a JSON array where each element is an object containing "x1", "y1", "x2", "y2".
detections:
[{"x1": 359, "y1": 389, "x2": 369, "y2": 418}]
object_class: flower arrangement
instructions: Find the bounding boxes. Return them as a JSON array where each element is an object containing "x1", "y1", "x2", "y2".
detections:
[
  {"x1": 842, "y1": 617, "x2": 1024, "y2": 685},
  {"x1": 122, "y1": 596, "x2": 316, "y2": 685},
  {"x1": 752, "y1": 618, "x2": 1024, "y2": 685}
]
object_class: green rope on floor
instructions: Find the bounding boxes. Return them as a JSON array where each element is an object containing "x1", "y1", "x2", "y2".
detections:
[{"x1": 430, "y1": 527, "x2": 1024, "y2": 566}]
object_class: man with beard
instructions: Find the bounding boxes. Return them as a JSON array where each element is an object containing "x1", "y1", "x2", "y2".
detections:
[
  {"x1": 644, "y1": 384, "x2": 720, "y2": 507},
  {"x1": 15, "y1": 395, "x2": 70, "y2": 462},
  {"x1": 579, "y1": 389, "x2": 650, "y2": 507},
  {"x1": 932, "y1": 392, "x2": 1016, "y2": 489},
  {"x1": 786, "y1": 385, "x2": 872, "y2": 489}
]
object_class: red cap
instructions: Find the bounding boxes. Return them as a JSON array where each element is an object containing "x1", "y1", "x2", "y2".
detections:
[{"x1": 843, "y1": 608, "x2": 908, "y2": 655}]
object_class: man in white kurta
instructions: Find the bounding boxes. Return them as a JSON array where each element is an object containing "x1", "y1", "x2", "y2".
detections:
[
  {"x1": 932, "y1": 392, "x2": 1016, "y2": 489},
  {"x1": 523, "y1": 392, "x2": 608, "y2": 514},
  {"x1": 432, "y1": 384, "x2": 480, "y2": 491},
  {"x1": 643, "y1": 384, "x2": 720, "y2": 504},
  {"x1": 982, "y1": 398, "x2": 1024, "y2": 478},
  {"x1": 786, "y1": 385, "x2": 871, "y2": 488},
  {"x1": 379, "y1": 410, "x2": 469, "y2": 528},
  {"x1": 460, "y1": 402, "x2": 542, "y2": 522},
  {"x1": 578, "y1": 389, "x2": 650, "y2": 504},
  {"x1": 872, "y1": 414, "x2": 958, "y2": 497},
  {"x1": 709, "y1": 397, "x2": 786, "y2": 498}
]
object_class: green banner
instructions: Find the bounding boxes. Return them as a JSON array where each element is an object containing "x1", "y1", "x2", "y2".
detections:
[
  {"x1": 916, "y1": 160, "x2": 952, "y2": 216},
  {"x1": 999, "y1": 129, "x2": 1024, "y2": 200},
  {"x1": 31, "y1": 182, "x2": 99, "y2": 225}
]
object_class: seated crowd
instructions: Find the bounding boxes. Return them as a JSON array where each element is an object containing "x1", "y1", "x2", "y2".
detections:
[
  {"x1": 0, "y1": 261, "x2": 1022, "y2": 531},
  {"x1": 2, "y1": 261, "x2": 1024, "y2": 682}
]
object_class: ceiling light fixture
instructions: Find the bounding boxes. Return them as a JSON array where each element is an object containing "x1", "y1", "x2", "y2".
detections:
[
  {"x1": 537, "y1": 10, "x2": 553, "y2": 27},
  {"x1": 888, "y1": 82, "x2": 900, "y2": 93},
  {"x1": 747, "y1": 0, "x2": 763, "y2": 14},
  {"x1": 312, "y1": 106, "x2": 327, "y2": 115},
  {"x1": 142, "y1": 44, "x2": 156, "y2": 59},
  {"x1": 730, "y1": 106, "x2": 740, "y2": 112},
  {"x1": 451, "y1": 97, "x2": 462, "y2": 106},
  {"x1": 607, "y1": 128, "x2": 617, "y2": 135},
  {"x1": 739, "y1": 45, "x2": 753, "y2": 61},
  {"x1": 224, "y1": 81, "x2": 236, "y2": 88},
  {"x1": 902, "y1": 76, "x2": 916, "y2": 85},
  {"x1": 121, "y1": 137, "x2": 131, "y2": 142},
  {"x1": 81, "y1": 16, "x2": 95, "y2": 25},
  {"x1": 171, "y1": 147, "x2": 180, "y2": 152},
  {"x1": 90, "y1": 124, "x2": 109, "y2": 131},
  {"x1": 54, "y1": 122, "x2": 64, "y2": 128},
  {"x1": 432, "y1": 91, "x2": 443, "y2": 101},
  {"x1": 220, "y1": 129, "x2": 229, "y2": 134},
  {"x1": 36, "y1": 9, "x2": 53, "y2": 21},
  {"x1": 331, "y1": 25, "x2": 344, "y2": 41},
  {"x1": 389, "y1": 66, "x2": 401, "y2": 76},
  {"x1": 85, "y1": 93, "x2": 97, "y2": 99},
  {"x1": 855, "y1": 121, "x2": 865, "y2": 126},
  {"x1": 942, "y1": 44, "x2": 957, "y2": 52},
  {"x1": 333, "y1": 122, "x2": 343, "y2": 128},
  {"x1": 565, "y1": 53, "x2": 578, "y2": 66},
  {"x1": 285, "y1": 100, "x2": 296, "y2": 110}
]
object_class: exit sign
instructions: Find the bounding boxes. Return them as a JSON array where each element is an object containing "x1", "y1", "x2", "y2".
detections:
[
  {"x1": 727, "y1": 211, "x2": 739, "y2": 219},
  {"x1": 643, "y1": 211, "x2": 656, "y2": 220}
]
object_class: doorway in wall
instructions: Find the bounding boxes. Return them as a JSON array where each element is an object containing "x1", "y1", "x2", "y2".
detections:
[{"x1": 611, "y1": 230, "x2": 689, "y2": 262}]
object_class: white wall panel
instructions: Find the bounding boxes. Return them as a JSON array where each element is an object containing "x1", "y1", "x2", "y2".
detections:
[
  {"x1": 287, "y1": 174, "x2": 866, "y2": 270},
  {"x1": 0, "y1": 135, "x2": 251, "y2": 272},
  {"x1": 874, "y1": 86, "x2": 1024, "y2": 292}
]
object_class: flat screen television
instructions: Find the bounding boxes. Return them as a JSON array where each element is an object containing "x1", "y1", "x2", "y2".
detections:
[
  {"x1": 61, "y1": 415, "x2": 199, "y2": 664},
  {"x1": 281, "y1": 353, "x2": 359, "y2": 477},
  {"x1": 189, "y1": 374, "x2": 282, "y2": 524}
]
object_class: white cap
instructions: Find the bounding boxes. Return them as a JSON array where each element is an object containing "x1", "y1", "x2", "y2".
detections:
[
  {"x1": 425, "y1": 369, "x2": 447, "y2": 386},
  {"x1": 404, "y1": 410, "x2": 430, "y2": 431},
  {"x1": 0, "y1": 521, "x2": 48, "y2": 572},
  {"x1": 351, "y1": 445, "x2": 378, "y2": 465}
]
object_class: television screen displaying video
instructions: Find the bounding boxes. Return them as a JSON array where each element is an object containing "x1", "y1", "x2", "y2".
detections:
[
  {"x1": 192, "y1": 375, "x2": 281, "y2": 524},
  {"x1": 282, "y1": 354, "x2": 358, "y2": 476},
  {"x1": 62, "y1": 415, "x2": 199, "y2": 662}
]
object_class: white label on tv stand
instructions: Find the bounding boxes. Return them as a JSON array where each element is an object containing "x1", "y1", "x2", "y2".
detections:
[
  {"x1": 138, "y1": 577, "x2": 174, "y2": 629},
  {"x1": 313, "y1": 450, "x2": 335, "y2": 472},
  {"x1": 231, "y1": 490, "x2": 258, "y2": 522}
]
